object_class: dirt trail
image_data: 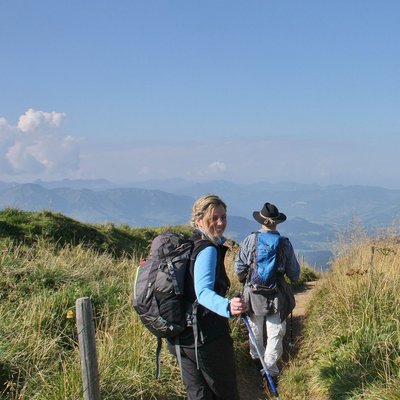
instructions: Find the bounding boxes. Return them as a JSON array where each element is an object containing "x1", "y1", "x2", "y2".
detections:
[{"x1": 237, "y1": 281, "x2": 317, "y2": 400}]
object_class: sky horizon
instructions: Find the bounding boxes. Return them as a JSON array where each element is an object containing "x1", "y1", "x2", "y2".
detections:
[{"x1": 1, "y1": 1, "x2": 399, "y2": 190}]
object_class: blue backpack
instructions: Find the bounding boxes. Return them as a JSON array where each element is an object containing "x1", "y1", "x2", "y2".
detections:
[{"x1": 248, "y1": 231, "x2": 286, "y2": 289}]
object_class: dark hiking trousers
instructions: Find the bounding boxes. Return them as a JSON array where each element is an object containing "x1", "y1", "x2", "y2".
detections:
[{"x1": 168, "y1": 335, "x2": 240, "y2": 400}]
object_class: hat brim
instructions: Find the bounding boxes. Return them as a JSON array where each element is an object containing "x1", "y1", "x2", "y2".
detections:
[{"x1": 253, "y1": 211, "x2": 287, "y2": 226}]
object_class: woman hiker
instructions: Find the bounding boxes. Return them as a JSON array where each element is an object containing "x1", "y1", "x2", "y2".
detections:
[{"x1": 167, "y1": 194, "x2": 247, "y2": 400}]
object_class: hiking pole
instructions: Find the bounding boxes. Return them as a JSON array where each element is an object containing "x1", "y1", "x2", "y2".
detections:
[
  {"x1": 289, "y1": 311, "x2": 294, "y2": 349},
  {"x1": 234, "y1": 294, "x2": 280, "y2": 400}
]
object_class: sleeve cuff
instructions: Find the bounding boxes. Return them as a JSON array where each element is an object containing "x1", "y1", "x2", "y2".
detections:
[{"x1": 227, "y1": 300, "x2": 232, "y2": 318}]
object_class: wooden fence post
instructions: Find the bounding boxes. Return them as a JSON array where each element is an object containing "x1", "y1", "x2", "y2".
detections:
[
  {"x1": 76, "y1": 297, "x2": 101, "y2": 400},
  {"x1": 370, "y1": 245, "x2": 375, "y2": 274}
]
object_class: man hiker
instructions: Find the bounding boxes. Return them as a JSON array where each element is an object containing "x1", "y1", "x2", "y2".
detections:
[{"x1": 234, "y1": 202, "x2": 300, "y2": 386}]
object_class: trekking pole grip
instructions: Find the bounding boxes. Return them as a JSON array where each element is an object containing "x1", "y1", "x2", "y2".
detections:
[{"x1": 233, "y1": 292, "x2": 247, "y2": 317}]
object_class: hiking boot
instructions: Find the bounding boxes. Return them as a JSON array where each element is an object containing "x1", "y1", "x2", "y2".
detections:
[
  {"x1": 259, "y1": 371, "x2": 279, "y2": 396},
  {"x1": 252, "y1": 359, "x2": 266, "y2": 390}
]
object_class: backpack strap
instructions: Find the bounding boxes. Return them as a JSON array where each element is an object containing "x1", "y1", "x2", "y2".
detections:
[
  {"x1": 245, "y1": 231, "x2": 259, "y2": 286},
  {"x1": 171, "y1": 300, "x2": 200, "y2": 382},
  {"x1": 156, "y1": 337, "x2": 185, "y2": 381},
  {"x1": 155, "y1": 337, "x2": 162, "y2": 379},
  {"x1": 276, "y1": 236, "x2": 288, "y2": 274},
  {"x1": 174, "y1": 337, "x2": 184, "y2": 381},
  {"x1": 191, "y1": 300, "x2": 201, "y2": 371},
  {"x1": 166, "y1": 257, "x2": 181, "y2": 295}
]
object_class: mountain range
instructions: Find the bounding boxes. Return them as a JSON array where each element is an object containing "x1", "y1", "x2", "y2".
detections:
[{"x1": 1, "y1": 178, "x2": 399, "y2": 270}]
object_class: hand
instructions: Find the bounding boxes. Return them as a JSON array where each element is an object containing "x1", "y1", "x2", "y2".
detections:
[{"x1": 230, "y1": 295, "x2": 247, "y2": 316}]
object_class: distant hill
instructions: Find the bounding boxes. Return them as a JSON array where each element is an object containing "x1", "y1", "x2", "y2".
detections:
[
  {"x1": 34, "y1": 178, "x2": 119, "y2": 191},
  {"x1": 0, "y1": 183, "x2": 194, "y2": 226},
  {"x1": 127, "y1": 179, "x2": 400, "y2": 229},
  {"x1": 1, "y1": 178, "x2": 399, "y2": 268}
]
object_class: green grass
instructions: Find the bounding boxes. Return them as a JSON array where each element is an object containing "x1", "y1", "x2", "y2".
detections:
[
  {"x1": 0, "y1": 208, "x2": 193, "y2": 258},
  {"x1": 278, "y1": 237, "x2": 400, "y2": 400},
  {"x1": 0, "y1": 239, "x2": 187, "y2": 399}
]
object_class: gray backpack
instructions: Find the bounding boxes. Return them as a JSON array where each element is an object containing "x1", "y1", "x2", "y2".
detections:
[{"x1": 132, "y1": 232, "x2": 194, "y2": 377}]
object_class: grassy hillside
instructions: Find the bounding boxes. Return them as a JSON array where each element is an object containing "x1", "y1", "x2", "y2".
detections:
[
  {"x1": 0, "y1": 208, "x2": 193, "y2": 258},
  {"x1": 278, "y1": 235, "x2": 400, "y2": 399},
  {"x1": 0, "y1": 209, "x2": 193, "y2": 399},
  {"x1": 0, "y1": 209, "x2": 317, "y2": 399}
]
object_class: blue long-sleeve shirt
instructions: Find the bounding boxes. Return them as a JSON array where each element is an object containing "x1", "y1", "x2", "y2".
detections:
[{"x1": 194, "y1": 245, "x2": 231, "y2": 318}]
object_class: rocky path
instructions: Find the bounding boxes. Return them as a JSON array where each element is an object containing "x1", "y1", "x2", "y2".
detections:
[{"x1": 237, "y1": 281, "x2": 317, "y2": 400}]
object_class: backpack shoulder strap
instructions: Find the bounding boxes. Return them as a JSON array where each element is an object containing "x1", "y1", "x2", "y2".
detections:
[
  {"x1": 277, "y1": 236, "x2": 288, "y2": 273},
  {"x1": 252, "y1": 230, "x2": 259, "y2": 265},
  {"x1": 244, "y1": 231, "x2": 259, "y2": 285}
]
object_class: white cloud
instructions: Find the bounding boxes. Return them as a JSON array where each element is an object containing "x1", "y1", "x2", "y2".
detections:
[
  {"x1": 6, "y1": 141, "x2": 46, "y2": 173},
  {"x1": 207, "y1": 161, "x2": 226, "y2": 174},
  {"x1": 0, "y1": 109, "x2": 80, "y2": 180},
  {"x1": 17, "y1": 108, "x2": 66, "y2": 133}
]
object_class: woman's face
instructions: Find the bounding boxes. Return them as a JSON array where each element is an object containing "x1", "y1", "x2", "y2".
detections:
[{"x1": 197, "y1": 204, "x2": 227, "y2": 240}]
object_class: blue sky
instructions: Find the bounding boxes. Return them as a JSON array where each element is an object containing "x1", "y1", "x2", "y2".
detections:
[{"x1": 1, "y1": 1, "x2": 399, "y2": 188}]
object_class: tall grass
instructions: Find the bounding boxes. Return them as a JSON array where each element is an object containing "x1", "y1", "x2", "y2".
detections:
[
  {"x1": 0, "y1": 239, "x2": 186, "y2": 399},
  {"x1": 279, "y1": 236, "x2": 400, "y2": 400}
]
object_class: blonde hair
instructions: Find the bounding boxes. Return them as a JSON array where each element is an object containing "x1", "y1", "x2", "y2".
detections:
[{"x1": 190, "y1": 194, "x2": 227, "y2": 230}]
